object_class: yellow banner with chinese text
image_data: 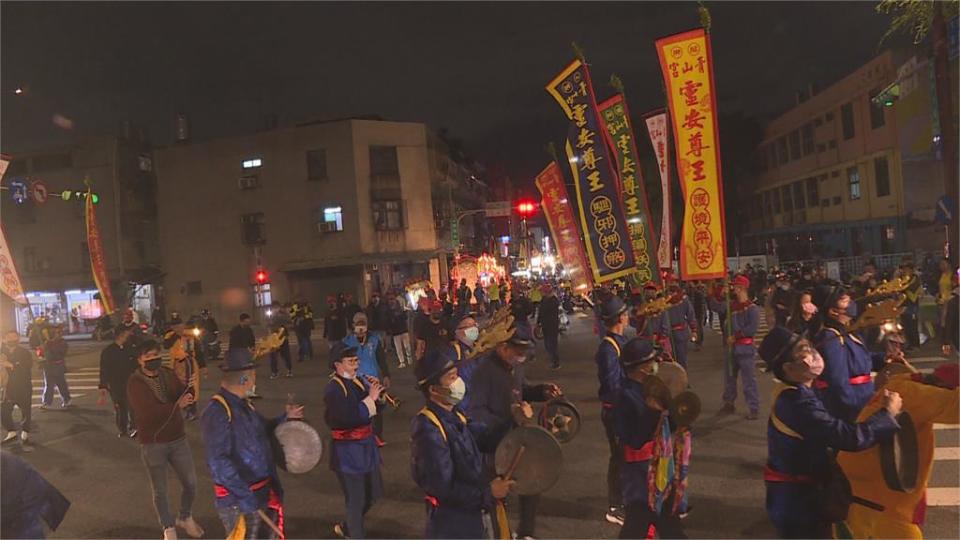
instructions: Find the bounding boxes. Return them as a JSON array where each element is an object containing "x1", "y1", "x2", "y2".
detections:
[{"x1": 655, "y1": 29, "x2": 727, "y2": 280}]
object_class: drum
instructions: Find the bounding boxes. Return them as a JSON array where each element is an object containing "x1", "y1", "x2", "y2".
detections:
[
  {"x1": 495, "y1": 425, "x2": 562, "y2": 495},
  {"x1": 537, "y1": 399, "x2": 581, "y2": 443},
  {"x1": 879, "y1": 412, "x2": 918, "y2": 493},
  {"x1": 273, "y1": 420, "x2": 323, "y2": 474}
]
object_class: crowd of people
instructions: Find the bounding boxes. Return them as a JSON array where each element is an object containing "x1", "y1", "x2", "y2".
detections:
[{"x1": 2, "y1": 256, "x2": 958, "y2": 540}]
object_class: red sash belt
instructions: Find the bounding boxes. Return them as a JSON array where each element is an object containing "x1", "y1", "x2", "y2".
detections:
[
  {"x1": 671, "y1": 324, "x2": 686, "y2": 331},
  {"x1": 214, "y1": 478, "x2": 284, "y2": 538},
  {"x1": 331, "y1": 424, "x2": 373, "y2": 441},
  {"x1": 813, "y1": 374, "x2": 871, "y2": 390},
  {"x1": 734, "y1": 337, "x2": 754, "y2": 346},
  {"x1": 763, "y1": 465, "x2": 813, "y2": 484},
  {"x1": 425, "y1": 494, "x2": 439, "y2": 508},
  {"x1": 623, "y1": 441, "x2": 654, "y2": 463}
]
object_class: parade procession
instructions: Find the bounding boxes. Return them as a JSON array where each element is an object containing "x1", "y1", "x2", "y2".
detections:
[{"x1": 1, "y1": 2, "x2": 959, "y2": 540}]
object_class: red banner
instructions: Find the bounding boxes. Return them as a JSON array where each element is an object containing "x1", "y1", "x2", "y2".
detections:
[
  {"x1": 85, "y1": 191, "x2": 116, "y2": 314},
  {"x1": 535, "y1": 162, "x2": 593, "y2": 293},
  {"x1": 644, "y1": 110, "x2": 673, "y2": 270},
  {"x1": 0, "y1": 225, "x2": 27, "y2": 304},
  {"x1": 656, "y1": 28, "x2": 728, "y2": 280}
]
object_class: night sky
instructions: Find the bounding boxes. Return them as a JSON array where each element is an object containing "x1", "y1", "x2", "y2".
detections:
[{"x1": 2, "y1": 1, "x2": 900, "y2": 183}]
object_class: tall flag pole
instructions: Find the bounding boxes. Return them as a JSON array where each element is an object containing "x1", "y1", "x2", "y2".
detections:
[
  {"x1": 85, "y1": 181, "x2": 116, "y2": 315},
  {"x1": 546, "y1": 55, "x2": 637, "y2": 284},
  {"x1": 598, "y1": 81, "x2": 660, "y2": 287},
  {"x1": 655, "y1": 27, "x2": 728, "y2": 282},
  {"x1": 643, "y1": 109, "x2": 674, "y2": 271}
]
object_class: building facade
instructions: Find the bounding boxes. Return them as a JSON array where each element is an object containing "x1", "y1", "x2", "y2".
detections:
[
  {"x1": 154, "y1": 118, "x2": 482, "y2": 323},
  {"x1": 0, "y1": 135, "x2": 162, "y2": 334},
  {"x1": 743, "y1": 52, "x2": 907, "y2": 261}
]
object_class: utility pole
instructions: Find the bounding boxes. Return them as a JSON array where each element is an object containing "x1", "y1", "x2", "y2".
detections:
[{"x1": 932, "y1": 2, "x2": 958, "y2": 261}]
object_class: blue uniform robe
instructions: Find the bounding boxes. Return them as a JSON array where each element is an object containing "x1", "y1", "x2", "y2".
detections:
[
  {"x1": 324, "y1": 375, "x2": 380, "y2": 475},
  {"x1": 814, "y1": 322, "x2": 887, "y2": 422}
]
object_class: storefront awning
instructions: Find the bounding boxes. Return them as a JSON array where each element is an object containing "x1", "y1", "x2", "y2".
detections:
[{"x1": 279, "y1": 249, "x2": 441, "y2": 272}]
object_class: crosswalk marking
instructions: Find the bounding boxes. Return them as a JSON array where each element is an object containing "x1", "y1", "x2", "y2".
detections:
[
  {"x1": 710, "y1": 309, "x2": 771, "y2": 339},
  {"x1": 934, "y1": 423, "x2": 953, "y2": 430},
  {"x1": 933, "y1": 447, "x2": 960, "y2": 460},
  {"x1": 928, "y1": 487, "x2": 960, "y2": 507}
]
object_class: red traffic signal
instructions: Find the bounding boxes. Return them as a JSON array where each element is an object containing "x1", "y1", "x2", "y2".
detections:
[
  {"x1": 516, "y1": 199, "x2": 537, "y2": 218},
  {"x1": 255, "y1": 269, "x2": 269, "y2": 284}
]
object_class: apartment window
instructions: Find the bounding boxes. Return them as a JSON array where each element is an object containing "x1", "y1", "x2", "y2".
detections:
[
  {"x1": 777, "y1": 137, "x2": 789, "y2": 165},
  {"x1": 789, "y1": 130, "x2": 802, "y2": 161},
  {"x1": 801, "y1": 123, "x2": 815, "y2": 156},
  {"x1": 253, "y1": 283, "x2": 272, "y2": 306},
  {"x1": 186, "y1": 281, "x2": 203, "y2": 295},
  {"x1": 314, "y1": 205, "x2": 344, "y2": 233},
  {"x1": 793, "y1": 181, "x2": 806, "y2": 210},
  {"x1": 772, "y1": 188, "x2": 782, "y2": 213},
  {"x1": 825, "y1": 112, "x2": 835, "y2": 122},
  {"x1": 841, "y1": 102, "x2": 855, "y2": 140},
  {"x1": 242, "y1": 157, "x2": 263, "y2": 170},
  {"x1": 831, "y1": 170, "x2": 840, "y2": 178},
  {"x1": 241, "y1": 212, "x2": 266, "y2": 245},
  {"x1": 875, "y1": 156, "x2": 891, "y2": 197},
  {"x1": 306, "y1": 149, "x2": 328, "y2": 181},
  {"x1": 23, "y1": 247, "x2": 37, "y2": 273},
  {"x1": 81, "y1": 242, "x2": 90, "y2": 270},
  {"x1": 870, "y1": 89, "x2": 886, "y2": 129},
  {"x1": 372, "y1": 200, "x2": 405, "y2": 231},
  {"x1": 806, "y1": 177, "x2": 819, "y2": 204},
  {"x1": 848, "y1": 166, "x2": 861, "y2": 200},
  {"x1": 370, "y1": 146, "x2": 399, "y2": 176},
  {"x1": 832, "y1": 196, "x2": 842, "y2": 205},
  {"x1": 782, "y1": 185, "x2": 793, "y2": 212}
]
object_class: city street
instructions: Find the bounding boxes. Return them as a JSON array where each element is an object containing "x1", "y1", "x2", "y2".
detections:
[{"x1": 6, "y1": 312, "x2": 958, "y2": 539}]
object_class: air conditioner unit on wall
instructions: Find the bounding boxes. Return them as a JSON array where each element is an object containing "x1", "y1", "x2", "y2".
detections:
[{"x1": 316, "y1": 221, "x2": 338, "y2": 234}]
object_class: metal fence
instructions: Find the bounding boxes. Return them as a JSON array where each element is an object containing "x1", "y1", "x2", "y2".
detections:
[{"x1": 779, "y1": 250, "x2": 937, "y2": 279}]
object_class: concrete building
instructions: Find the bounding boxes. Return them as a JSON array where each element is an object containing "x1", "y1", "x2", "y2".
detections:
[
  {"x1": 154, "y1": 118, "x2": 486, "y2": 323},
  {"x1": 0, "y1": 135, "x2": 162, "y2": 334},
  {"x1": 742, "y1": 50, "x2": 956, "y2": 262}
]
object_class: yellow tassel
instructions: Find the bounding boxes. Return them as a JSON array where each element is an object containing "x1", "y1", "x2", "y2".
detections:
[
  {"x1": 227, "y1": 514, "x2": 246, "y2": 540},
  {"x1": 496, "y1": 500, "x2": 511, "y2": 540}
]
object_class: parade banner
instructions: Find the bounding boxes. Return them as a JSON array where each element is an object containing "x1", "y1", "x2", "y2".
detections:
[
  {"x1": 598, "y1": 94, "x2": 659, "y2": 285},
  {"x1": 644, "y1": 110, "x2": 673, "y2": 270},
  {"x1": 0, "y1": 225, "x2": 27, "y2": 304},
  {"x1": 655, "y1": 29, "x2": 727, "y2": 280},
  {"x1": 546, "y1": 59, "x2": 637, "y2": 283},
  {"x1": 535, "y1": 162, "x2": 593, "y2": 292},
  {"x1": 85, "y1": 190, "x2": 116, "y2": 314}
]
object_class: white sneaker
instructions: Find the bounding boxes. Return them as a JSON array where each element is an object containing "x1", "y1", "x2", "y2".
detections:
[
  {"x1": 19, "y1": 431, "x2": 29, "y2": 443},
  {"x1": 175, "y1": 516, "x2": 204, "y2": 538},
  {"x1": 163, "y1": 526, "x2": 178, "y2": 540},
  {"x1": 2, "y1": 431, "x2": 17, "y2": 443}
]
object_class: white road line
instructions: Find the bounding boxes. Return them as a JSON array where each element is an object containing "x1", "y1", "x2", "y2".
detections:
[
  {"x1": 909, "y1": 357, "x2": 952, "y2": 364},
  {"x1": 927, "y1": 487, "x2": 960, "y2": 507},
  {"x1": 30, "y1": 394, "x2": 85, "y2": 407},
  {"x1": 31, "y1": 385, "x2": 100, "y2": 395},
  {"x1": 933, "y1": 447, "x2": 960, "y2": 460},
  {"x1": 934, "y1": 423, "x2": 956, "y2": 430}
]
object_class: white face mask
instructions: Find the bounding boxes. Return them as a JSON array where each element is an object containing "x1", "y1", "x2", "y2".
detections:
[
  {"x1": 443, "y1": 377, "x2": 467, "y2": 405},
  {"x1": 338, "y1": 370, "x2": 356, "y2": 380},
  {"x1": 462, "y1": 327, "x2": 479, "y2": 344},
  {"x1": 354, "y1": 324, "x2": 367, "y2": 335}
]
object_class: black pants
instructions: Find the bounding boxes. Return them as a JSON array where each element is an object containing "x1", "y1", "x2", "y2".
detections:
[
  {"x1": 270, "y1": 341, "x2": 292, "y2": 374},
  {"x1": 516, "y1": 495, "x2": 539, "y2": 537},
  {"x1": 901, "y1": 310, "x2": 920, "y2": 348},
  {"x1": 543, "y1": 330, "x2": 560, "y2": 367},
  {"x1": 336, "y1": 468, "x2": 383, "y2": 539},
  {"x1": 620, "y1": 500, "x2": 687, "y2": 539},
  {"x1": 601, "y1": 408, "x2": 623, "y2": 508},
  {"x1": 1, "y1": 396, "x2": 32, "y2": 432},
  {"x1": 112, "y1": 394, "x2": 135, "y2": 433}
]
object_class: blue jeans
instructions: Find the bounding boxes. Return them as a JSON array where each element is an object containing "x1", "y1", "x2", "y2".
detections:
[
  {"x1": 42, "y1": 365, "x2": 71, "y2": 406},
  {"x1": 140, "y1": 437, "x2": 197, "y2": 529},
  {"x1": 295, "y1": 329, "x2": 313, "y2": 361}
]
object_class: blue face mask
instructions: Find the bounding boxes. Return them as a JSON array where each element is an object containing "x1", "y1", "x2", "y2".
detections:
[{"x1": 463, "y1": 327, "x2": 480, "y2": 344}]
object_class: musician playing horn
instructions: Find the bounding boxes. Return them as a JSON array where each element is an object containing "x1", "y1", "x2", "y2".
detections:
[
  {"x1": 812, "y1": 285, "x2": 901, "y2": 422},
  {"x1": 163, "y1": 315, "x2": 206, "y2": 421},
  {"x1": 200, "y1": 348, "x2": 303, "y2": 540},
  {"x1": 324, "y1": 343, "x2": 384, "y2": 539},
  {"x1": 342, "y1": 311, "x2": 390, "y2": 442}
]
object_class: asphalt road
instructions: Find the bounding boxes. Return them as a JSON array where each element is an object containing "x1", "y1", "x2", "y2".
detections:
[{"x1": 5, "y1": 312, "x2": 958, "y2": 539}]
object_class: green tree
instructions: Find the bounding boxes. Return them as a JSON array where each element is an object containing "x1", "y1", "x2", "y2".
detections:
[{"x1": 877, "y1": 0, "x2": 959, "y2": 262}]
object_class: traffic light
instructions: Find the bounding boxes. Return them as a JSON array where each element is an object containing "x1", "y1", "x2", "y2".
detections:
[
  {"x1": 255, "y1": 269, "x2": 269, "y2": 284},
  {"x1": 516, "y1": 199, "x2": 537, "y2": 218}
]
